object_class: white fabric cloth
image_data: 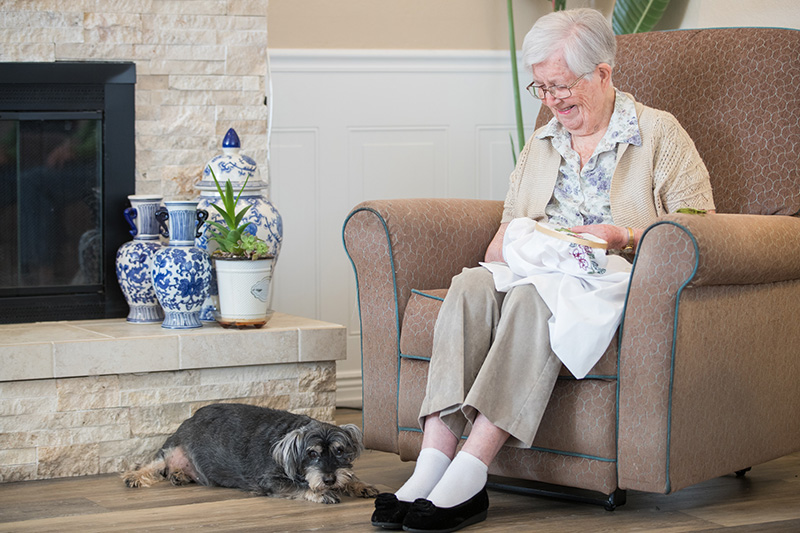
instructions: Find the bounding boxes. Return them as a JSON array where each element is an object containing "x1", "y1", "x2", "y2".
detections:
[{"x1": 481, "y1": 218, "x2": 632, "y2": 379}]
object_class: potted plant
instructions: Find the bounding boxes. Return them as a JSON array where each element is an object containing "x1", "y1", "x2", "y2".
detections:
[{"x1": 205, "y1": 167, "x2": 275, "y2": 328}]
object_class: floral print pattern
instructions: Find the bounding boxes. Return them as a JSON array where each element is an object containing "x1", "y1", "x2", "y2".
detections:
[{"x1": 569, "y1": 243, "x2": 606, "y2": 276}]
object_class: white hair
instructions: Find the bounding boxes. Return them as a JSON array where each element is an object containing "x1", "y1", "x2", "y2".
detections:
[{"x1": 521, "y1": 8, "x2": 616, "y2": 79}]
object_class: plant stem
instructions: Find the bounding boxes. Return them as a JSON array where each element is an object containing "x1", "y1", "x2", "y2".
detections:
[{"x1": 507, "y1": 0, "x2": 525, "y2": 156}]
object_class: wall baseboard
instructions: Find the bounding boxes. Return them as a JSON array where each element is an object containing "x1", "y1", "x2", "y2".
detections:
[{"x1": 335, "y1": 369, "x2": 363, "y2": 409}]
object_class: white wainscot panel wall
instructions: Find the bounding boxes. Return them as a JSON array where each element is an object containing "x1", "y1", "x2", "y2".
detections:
[{"x1": 268, "y1": 50, "x2": 540, "y2": 406}]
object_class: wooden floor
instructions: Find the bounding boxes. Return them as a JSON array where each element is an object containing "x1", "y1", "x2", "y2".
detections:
[{"x1": 1, "y1": 408, "x2": 799, "y2": 532}]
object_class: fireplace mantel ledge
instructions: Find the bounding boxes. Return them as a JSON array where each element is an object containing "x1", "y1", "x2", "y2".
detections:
[{"x1": 0, "y1": 313, "x2": 345, "y2": 383}]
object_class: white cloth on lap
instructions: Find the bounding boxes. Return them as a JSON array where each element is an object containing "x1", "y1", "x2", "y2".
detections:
[{"x1": 481, "y1": 217, "x2": 632, "y2": 379}]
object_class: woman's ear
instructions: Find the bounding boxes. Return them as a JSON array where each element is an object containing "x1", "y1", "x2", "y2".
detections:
[{"x1": 596, "y1": 63, "x2": 613, "y2": 86}]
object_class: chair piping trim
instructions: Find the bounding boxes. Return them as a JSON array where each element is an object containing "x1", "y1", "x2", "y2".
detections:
[
  {"x1": 400, "y1": 353, "x2": 431, "y2": 362},
  {"x1": 342, "y1": 206, "x2": 403, "y2": 436},
  {"x1": 616, "y1": 227, "x2": 640, "y2": 489},
  {"x1": 410, "y1": 288, "x2": 445, "y2": 302}
]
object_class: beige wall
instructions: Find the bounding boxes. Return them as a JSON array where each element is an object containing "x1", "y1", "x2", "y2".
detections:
[
  {"x1": 269, "y1": 0, "x2": 612, "y2": 50},
  {"x1": 656, "y1": 0, "x2": 800, "y2": 31},
  {"x1": 269, "y1": 0, "x2": 800, "y2": 50}
]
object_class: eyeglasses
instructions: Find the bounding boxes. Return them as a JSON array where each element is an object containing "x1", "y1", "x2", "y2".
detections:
[{"x1": 526, "y1": 72, "x2": 589, "y2": 100}]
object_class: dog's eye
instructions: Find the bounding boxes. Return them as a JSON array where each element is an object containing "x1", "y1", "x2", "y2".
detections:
[
  {"x1": 334, "y1": 448, "x2": 344, "y2": 457},
  {"x1": 308, "y1": 450, "x2": 320, "y2": 460}
]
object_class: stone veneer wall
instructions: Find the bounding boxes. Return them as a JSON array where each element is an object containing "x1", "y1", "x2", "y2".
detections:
[
  {"x1": 0, "y1": 362, "x2": 335, "y2": 483},
  {"x1": 0, "y1": 0, "x2": 269, "y2": 198}
]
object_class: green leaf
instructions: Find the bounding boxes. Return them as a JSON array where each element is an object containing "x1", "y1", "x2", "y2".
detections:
[
  {"x1": 234, "y1": 204, "x2": 252, "y2": 227},
  {"x1": 612, "y1": 0, "x2": 671, "y2": 35},
  {"x1": 508, "y1": 132, "x2": 517, "y2": 166},
  {"x1": 209, "y1": 203, "x2": 235, "y2": 229},
  {"x1": 222, "y1": 180, "x2": 236, "y2": 213},
  {"x1": 676, "y1": 207, "x2": 708, "y2": 215}
]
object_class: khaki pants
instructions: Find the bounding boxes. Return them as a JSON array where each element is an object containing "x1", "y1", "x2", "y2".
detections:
[{"x1": 418, "y1": 266, "x2": 561, "y2": 448}]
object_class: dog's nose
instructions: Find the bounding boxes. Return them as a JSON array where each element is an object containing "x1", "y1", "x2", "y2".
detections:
[{"x1": 323, "y1": 474, "x2": 337, "y2": 486}]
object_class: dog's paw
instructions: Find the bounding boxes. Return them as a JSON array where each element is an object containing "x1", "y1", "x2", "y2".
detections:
[
  {"x1": 322, "y1": 491, "x2": 341, "y2": 504},
  {"x1": 349, "y1": 482, "x2": 379, "y2": 499},
  {"x1": 120, "y1": 461, "x2": 166, "y2": 488},
  {"x1": 344, "y1": 478, "x2": 380, "y2": 499},
  {"x1": 122, "y1": 473, "x2": 141, "y2": 488},
  {"x1": 359, "y1": 484, "x2": 380, "y2": 498},
  {"x1": 310, "y1": 490, "x2": 341, "y2": 504},
  {"x1": 168, "y1": 468, "x2": 193, "y2": 486}
]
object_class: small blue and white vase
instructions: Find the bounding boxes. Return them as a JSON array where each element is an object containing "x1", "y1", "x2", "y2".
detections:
[
  {"x1": 115, "y1": 195, "x2": 165, "y2": 324},
  {"x1": 196, "y1": 128, "x2": 283, "y2": 321},
  {"x1": 151, "y1": 200, "x2": 212, "y2": 329}
]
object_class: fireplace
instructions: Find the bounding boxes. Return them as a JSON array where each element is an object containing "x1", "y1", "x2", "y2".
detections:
[{"x1": 0, "y1": 62, "x2": 135, "y2": 324}]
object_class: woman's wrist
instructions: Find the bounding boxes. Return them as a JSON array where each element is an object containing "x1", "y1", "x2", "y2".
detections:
[{"x1": 622, "y1": 227, "x2": 635, "y2": 251}]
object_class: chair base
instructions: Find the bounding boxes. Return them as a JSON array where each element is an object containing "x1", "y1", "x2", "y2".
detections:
[{"x1": 487, "y1": 475, "x2": 627, "y2": 511}]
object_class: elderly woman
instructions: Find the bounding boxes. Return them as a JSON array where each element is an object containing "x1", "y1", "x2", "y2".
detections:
[{"x1": 372, "y1": 8, "x2": 715, "y2": 532}]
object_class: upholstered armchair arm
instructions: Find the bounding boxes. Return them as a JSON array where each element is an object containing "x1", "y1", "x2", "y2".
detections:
[
  {"x1": 617, "y1": 213, "x2": 800, "y2": 494},
  {"x1": 343, "y1": 199, "x2": 504, "y2": 452}
]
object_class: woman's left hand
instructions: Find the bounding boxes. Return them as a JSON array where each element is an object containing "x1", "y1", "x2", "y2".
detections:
[{"x1": 570, "y1": 224, "x2": 632, "y2": 250}]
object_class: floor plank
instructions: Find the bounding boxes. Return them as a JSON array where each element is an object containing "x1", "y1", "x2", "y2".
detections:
[{"x1": 0, "y1": 408, "x2": 798, "y2": 532}]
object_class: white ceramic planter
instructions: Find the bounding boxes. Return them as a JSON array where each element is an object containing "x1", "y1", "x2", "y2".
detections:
[{"x1": 213, "y1": 257, "x2": 274, "y2": 328}]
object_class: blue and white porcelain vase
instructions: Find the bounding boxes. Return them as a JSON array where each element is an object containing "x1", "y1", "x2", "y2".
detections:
[
  {"x1": 115, "y1": 195, "x2": 165, "y2": 324},
  {"x1": 196, "y1": 128, "x2": 283, "y2": 321},
  {"x1": 151, "y1": 200, "x2": 212, "y2": 329}
]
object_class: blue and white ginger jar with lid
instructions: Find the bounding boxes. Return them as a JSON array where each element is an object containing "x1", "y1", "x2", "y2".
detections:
[{"x1": 196, "y1": 128, "x2": 283, "y2": 321}]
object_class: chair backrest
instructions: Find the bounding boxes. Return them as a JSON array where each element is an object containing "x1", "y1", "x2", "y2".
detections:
[{"x1": 534, "y1": 28, "x2": 800, "y2": 216}]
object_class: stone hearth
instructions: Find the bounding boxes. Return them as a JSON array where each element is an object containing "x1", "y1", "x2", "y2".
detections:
[{"x1": 0, "y1": 313, "x2": 344, "y2": 483}]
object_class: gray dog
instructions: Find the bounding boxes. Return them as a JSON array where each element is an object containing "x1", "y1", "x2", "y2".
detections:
[{"x1": 122, "y1": 403, "x2": 379, "y2": 504}]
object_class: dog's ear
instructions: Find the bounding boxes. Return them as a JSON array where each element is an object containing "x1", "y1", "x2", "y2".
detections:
[
  {"x1": 339, "y1": 424, "x2": 365, "y2": 455},
  {"x1": 271, "y1": 427, "x2": 307, "y2": 479}
]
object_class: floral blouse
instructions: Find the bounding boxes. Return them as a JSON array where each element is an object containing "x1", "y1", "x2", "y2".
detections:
[{"x1": 537, "y1": 89, "x2": 642, "y2": 227}]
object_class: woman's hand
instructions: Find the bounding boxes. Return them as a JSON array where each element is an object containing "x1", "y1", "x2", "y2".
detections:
[
  {"x1": 484, "y1": 223, "x2": 509, "y2": 263},
  {"x1": 570, "y1": 224, "x2": 638, "y2": 251}
]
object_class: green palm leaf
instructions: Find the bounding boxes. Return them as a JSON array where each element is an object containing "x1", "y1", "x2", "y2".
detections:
[{"x1": 612, "y1": 0, "x2": 671, "y2": 35}]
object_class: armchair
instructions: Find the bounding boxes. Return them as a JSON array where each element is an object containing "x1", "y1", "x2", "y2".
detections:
[{"x1": 343, "y1": 28, "x2": 800, "y2": 507}]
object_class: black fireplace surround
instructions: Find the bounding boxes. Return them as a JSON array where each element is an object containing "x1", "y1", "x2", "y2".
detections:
[{"x1": 0, "y1": 62, "x2": 135, "y2": 324}]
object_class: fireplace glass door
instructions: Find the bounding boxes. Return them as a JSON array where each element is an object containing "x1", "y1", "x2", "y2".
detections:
[{"x1": 0, "y1": 113, "x2": 103, "y2": 294}]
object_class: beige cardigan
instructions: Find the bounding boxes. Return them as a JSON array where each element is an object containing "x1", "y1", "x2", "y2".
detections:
[{"x1": 502, "y1": 95, "x2": 716, "y2": 229}]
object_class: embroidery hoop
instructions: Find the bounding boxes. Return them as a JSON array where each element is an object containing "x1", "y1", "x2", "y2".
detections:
[{"x1": 534, "y1": 222, "x2": 608, "y2": 250}]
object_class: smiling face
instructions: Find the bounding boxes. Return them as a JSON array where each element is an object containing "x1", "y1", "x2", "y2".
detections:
[{"x1": 531, "y1": 52, "x2": 615, "y2": 139}]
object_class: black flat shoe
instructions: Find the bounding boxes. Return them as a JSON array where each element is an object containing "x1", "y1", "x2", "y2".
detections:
[
  {"x1": 401, "y1": 487, "x2": 489, "y2": 533},
  {"x1": 372, "y1": 493, "x2": 412, "y2": 530}
]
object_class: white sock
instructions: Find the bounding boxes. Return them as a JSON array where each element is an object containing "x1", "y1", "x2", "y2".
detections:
[
  {"x1": 426, "y1": 451, "x2": 488, "y2": 508},
  {"x1": 394, "y1": 447, "x2": 452, "y2": 503}
]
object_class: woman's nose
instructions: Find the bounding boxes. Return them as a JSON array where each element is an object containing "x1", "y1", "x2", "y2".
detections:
[{"x1": 544, "y1": 91, "x2": 562, "y2": 103}]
